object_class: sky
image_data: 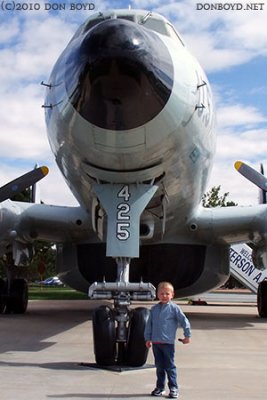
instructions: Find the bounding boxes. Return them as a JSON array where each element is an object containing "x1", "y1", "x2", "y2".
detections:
[{"x1": 0, "y1": 0, "x2": 266, "y2": 206}]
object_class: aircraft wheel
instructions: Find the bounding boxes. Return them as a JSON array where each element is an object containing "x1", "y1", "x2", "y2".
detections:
[
  {"x1": 117, "y1": 341, "x2": 127, "y2": 365},
  {"x1": 126, "y1": 307, "x2": 150, "y2": 367},
  {"x1": 5, "y1": 279, "x2": 28, "y2": 314},
  {"x1": 92, "y1": 305, "x2": 116, "y2": 366},
  {"x1": 0, "y1": 278, "x2": 6, "y2": 314},
  {"x1": 257, "y1": 281, "x2": 267, "y2": 318}
]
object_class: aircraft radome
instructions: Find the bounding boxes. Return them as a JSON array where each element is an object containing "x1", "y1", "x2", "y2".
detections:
[{"x1": 1, "y1": 9, "x2": 267, "y2": 367}]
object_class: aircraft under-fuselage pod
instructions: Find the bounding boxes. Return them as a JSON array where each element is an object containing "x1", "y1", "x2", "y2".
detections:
[{"x1": 1, "y1": 9, "x2": 267, "y2": 366}]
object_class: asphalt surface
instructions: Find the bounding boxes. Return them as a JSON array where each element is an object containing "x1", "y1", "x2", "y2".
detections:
[{"x1": 0, "y1": 299, "x2": 267, "y2": 400}]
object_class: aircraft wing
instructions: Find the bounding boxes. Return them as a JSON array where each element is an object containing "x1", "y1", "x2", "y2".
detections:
[
  {"x1": 0, "y1": 200, "x2": 93, "y2": 264},
  {"x1": 189, "y1": 203, "x2": 267, "y2": 247},
  {"x1": 191, "y1": 159, "x2": 267, "y2": 247},
  {"x1": 2, "y1": 198, "x2": 267, "y2": 266}
]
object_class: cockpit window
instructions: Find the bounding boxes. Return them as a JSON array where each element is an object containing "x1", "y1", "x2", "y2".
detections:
[
  {"x1": 77, "y1": 11, "x2": 184, "y2": 47},
  {"x1": 82, "y1": 14, "x2": 135, "y2": 35},
  {"x1": 83, "y1": 14, "x2": 113, "y2": 34},
  {"x1": 138, "y1": 14, "x2": 185, "y2": 46},
  {"x1": 141, "y1": 17, "x2": 169, "y2": 36},
  {"x1": 166, "y1": 23, "x2": 185, "y2": 46},
  {"x1": 117, "y1": 15, "x2": 135, "y2": 22}
]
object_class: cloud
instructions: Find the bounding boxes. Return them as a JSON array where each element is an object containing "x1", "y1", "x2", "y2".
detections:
[
  {"x1": 0, "y1": 157, "x2": 78, "y2": 206},
  {"x1": 132, "y1": 0, "x2": 267, "y2": 71},
  {"x1": 222, "y1": 9, "x2": 267, "y2": 53},
  {"x1": 217, "y1": 104, "x2": 266, "y2": 129},
  {"x1": 183, "y1": 32, "x2": 251, "y2": 72},
  {"x1": 215, "y1": 129, "x2": 267, "y2": 160},
  {"x1": 208, "y1": 100, "x2": 267, "y2": 205},
  {"x1": 37, "y1": 161, "x2": 79, "y2": 206},
  {"x1": 0, "y1": 8, "x2": 81, "y2": 205},
  {"x1": 0, "y1": 85, "x2": 48, "y2": 158},
  {"x1": 207, "y1": 160, "x2": 260, "y2": 206},
  {"x1": 0, "y1": 18, "x2": 20, "y2": 44},
  {"x1": 0, "y1": 17, "x2": 75, "y2": 89}
]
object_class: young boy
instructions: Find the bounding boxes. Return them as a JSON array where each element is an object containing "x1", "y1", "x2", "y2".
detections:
[{"x1": 144, "y1": 281, "x2": 191, "y2": 398}]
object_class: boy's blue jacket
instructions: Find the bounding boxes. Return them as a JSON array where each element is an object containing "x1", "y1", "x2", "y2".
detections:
[{"x1": 144, "y1": 301, "x2": 191, "y2": 344}]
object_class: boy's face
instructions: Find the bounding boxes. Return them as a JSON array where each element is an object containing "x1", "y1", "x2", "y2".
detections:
[{"x1": 157, "y1": 285, "x2": 174, "y2": 304}]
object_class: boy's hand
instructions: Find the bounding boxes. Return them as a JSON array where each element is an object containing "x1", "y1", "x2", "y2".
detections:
[
  {"x1": 145, "y1": 340, "x2": 152, "y2": 348},
  {"x1": 178, "y1": 337, "x2": 190, "y2": 344}
]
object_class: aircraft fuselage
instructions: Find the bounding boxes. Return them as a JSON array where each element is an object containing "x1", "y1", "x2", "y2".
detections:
[{"x1": 44, "y1": 9, "x2": 215, "y2": 241}]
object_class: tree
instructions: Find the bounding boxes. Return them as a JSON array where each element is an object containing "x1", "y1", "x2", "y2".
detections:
[
  {"x1": 202, "y1": 185, "x2": 237, "y2": 208},
  {"x1": 202, "y1": 185, "x2": 243, "y2": 289},
  {"x1": 10, "y1": 187, "x2": 31, "y2": 202}
]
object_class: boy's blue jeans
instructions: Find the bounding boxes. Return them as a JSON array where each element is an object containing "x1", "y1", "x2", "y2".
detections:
[{"x1": 152, "y1": 343, "x2": 178, "y2": 390}]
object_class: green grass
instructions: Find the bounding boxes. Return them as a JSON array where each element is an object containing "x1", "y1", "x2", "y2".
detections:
[{"x1": 29, "y1": 285, "x2": 88, "y2": 300}]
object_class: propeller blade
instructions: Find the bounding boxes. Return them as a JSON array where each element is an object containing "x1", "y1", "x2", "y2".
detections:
[
  {"x1": 235, "y1": 161, "x2": 267, "y2": 192},
  {"x1": 0, "y1": 166, "x2": 49, "y2": 203}
]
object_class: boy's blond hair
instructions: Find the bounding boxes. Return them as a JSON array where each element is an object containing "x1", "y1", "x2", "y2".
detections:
[{"x1": 157, "y1": 281, "x2": 174, "y2": 292}]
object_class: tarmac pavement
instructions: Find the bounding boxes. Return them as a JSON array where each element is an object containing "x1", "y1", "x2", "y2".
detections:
[{"x1": 0, "y1": 299, "x2": 267, "y2": 400}]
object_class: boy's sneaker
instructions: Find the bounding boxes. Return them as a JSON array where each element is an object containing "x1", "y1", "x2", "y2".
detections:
[
  {"x1": 168, "y1": 388, "x2": 179, "y2": 398},
  {"x1": 151, "y1": 388, "x2": 166, "y2": 396}
]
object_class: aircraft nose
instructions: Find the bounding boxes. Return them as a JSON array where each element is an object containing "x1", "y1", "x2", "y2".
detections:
[{"x1": 65, "y1": 18, "x2": 174, "y2": 130}]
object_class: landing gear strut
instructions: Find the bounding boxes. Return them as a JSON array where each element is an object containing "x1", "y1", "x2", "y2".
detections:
[
  {"x1": 5, "y1": 278, "x2": 28, "y2": 314},
  {"x1": 90, "y1": 257, "x2": 155, "y2": 367},
  {"x1": 257, "y1": 280, "x2": 267, "y2": 318},
  {"x1": 0, "y1": 254, "x2": 28, "y2": 315},
  {"x1": 90, "y1": 183, "x2": 158, "y2": 367}
]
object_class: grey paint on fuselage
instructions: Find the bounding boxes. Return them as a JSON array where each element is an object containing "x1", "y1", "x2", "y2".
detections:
[{"x1": 45, "y1": 10, "x2": 215, "y2": 239}]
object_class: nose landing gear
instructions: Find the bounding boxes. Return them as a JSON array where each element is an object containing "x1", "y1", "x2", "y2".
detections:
[
  {"x1": 90, "y1": 183, "x2": 158, "y2": 367},
  {"x1": 89, "y1": 257, "x2": 155, "y2": 367}
]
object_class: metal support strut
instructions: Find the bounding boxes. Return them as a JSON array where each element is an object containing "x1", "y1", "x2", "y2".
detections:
[
  {"x1": 116, "y1": 257, "x2": 130, "y2": 284},
  {"x1": 89, "y1": 183, "x2": 157, "y2": 354},
  {"x1": 114, "y1": 257, "x2": 130, "y2": 343}
]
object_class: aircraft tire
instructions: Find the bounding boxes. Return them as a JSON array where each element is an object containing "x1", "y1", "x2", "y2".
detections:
[
  {"x1": 126, "y1": 307, "x2": 150, "y2": 367},
  {"x1": 5, "y1": 278, "x2": 28, "y2": 314},
  {"x1": 257, "y1": 281, "x2": 267, "y2": 318},
  {"x1": 92, "y1": 305, "x2": 116, "y2": 366},
  {"x1": 0, "y1": 278, "x2": 6, "y2": 313}
]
